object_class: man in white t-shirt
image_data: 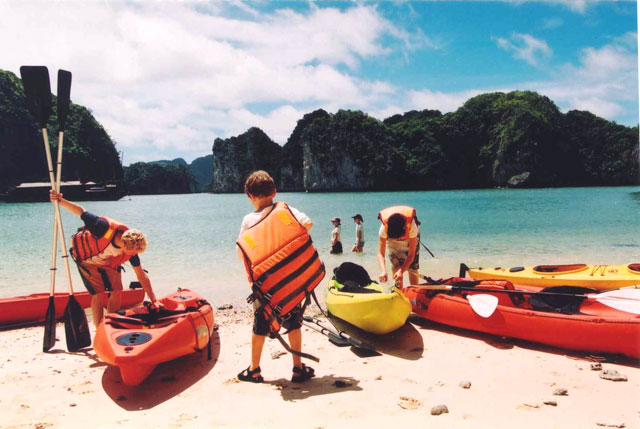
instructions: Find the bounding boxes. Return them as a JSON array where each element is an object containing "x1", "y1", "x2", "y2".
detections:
[{"x1": 377, "y1": 208, "x2": 420, "y2": 287}]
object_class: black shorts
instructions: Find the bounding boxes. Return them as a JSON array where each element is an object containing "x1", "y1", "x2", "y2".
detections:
[
  {"x1": 330, "y1": 241, "x2": 343, "y2": 254},
  {"x1": 253, "y1": 305, "x2": 303, "y2": 336}
]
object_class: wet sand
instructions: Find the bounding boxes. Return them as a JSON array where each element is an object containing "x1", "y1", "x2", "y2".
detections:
[{"x1": 1, "y1": 306, "x2": 638, "y2": 429}]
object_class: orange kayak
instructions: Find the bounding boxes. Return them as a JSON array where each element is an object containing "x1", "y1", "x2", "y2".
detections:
[
  {"x1": 403, "y1": 279, "x2": 640, "y2": 359},
  {"x1": 0, "y1": 284, "x2": 145, "y2": 327},
  {"x1": 94, "y1": 288, "x2": 214, "y2": 386}
]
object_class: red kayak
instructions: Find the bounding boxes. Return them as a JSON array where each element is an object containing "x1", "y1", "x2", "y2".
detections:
[
  {"x1": 94, "y1": 288, "x2": 214, "y2": 386},
  {"x1": 0, "y1": 283, "x2": 145, "y2": 327},
  {"x1": 403, "y1": 278, "x2": 640, "y2": 359}
]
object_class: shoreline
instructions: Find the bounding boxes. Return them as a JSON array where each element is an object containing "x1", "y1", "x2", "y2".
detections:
[{"x1": 1, "y1": 306, "x2": 638, "y2": 428}]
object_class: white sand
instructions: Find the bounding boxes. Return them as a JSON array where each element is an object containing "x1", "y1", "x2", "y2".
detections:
[{"x1": 1, "y1": 307, "x2": 638, "y2": 429}]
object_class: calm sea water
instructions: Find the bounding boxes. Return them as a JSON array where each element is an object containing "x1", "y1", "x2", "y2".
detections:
[{"x1": 1, "y1": 187, "x2": 639, "y2": 306}]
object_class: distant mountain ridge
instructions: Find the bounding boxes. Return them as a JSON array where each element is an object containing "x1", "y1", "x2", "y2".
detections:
[
  {"x1": 145, "y1": 156, "x2": 213, "y2": 191},
  {"x1": 2, "y1": 68, "x2": 637, "y2": 196},
  {"x1": 210, "y1": 91, "x2": 639, "y2": 192}
]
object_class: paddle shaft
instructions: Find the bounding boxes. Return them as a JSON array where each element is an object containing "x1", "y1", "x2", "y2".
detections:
[
  {"x1": 302, "y1": 321, "x2": 349, "y2": 346},
  {"x1": 419, "y1": 240, "x2": 435, "y2": 258},
  {"x1": 415, "y1": 284, "x2": 626, "y2": 301},
  {"x1": 47, "y1": 131, "x2": 65, "y2": 296},
  {"x1": 42, "y1": 129, "x2": 75, "y2": 295},
  {"x1": 303, "y1": 316, "x2": 374, "y2": 350}
]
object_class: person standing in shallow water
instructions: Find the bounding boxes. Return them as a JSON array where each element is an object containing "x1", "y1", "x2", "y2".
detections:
[
  {"x1": 330, "y1": 217, "x2": 343, "y2": 254},
  {"x1": 351, "y1": 214, "x2": 364, "y2": 253}
]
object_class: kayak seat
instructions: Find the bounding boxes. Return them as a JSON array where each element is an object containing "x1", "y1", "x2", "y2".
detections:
[
  {"x1": 533, "y1": 264, "x2": 587, "y2": 273},
  {"x1": 336, "y1": 280, "x2": 381, "y2": 294},
  {"x1": 629, "y1": 263, "x2": 640, "y2": 273},
  {"x1": 333, "y1": 262, "x2": 374, "y2": 287},
  {"x1": 529, "y1": 286, "x2": 597, "y2": 314},
  {"x1": 448, "y1": 278, "x2": 524, "y2": 306}
]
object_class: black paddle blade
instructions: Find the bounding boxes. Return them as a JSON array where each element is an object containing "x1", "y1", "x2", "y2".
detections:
[
  {"x1": 43, "y1": 296, "x2": 57, "y2": 352},
  {"x1": 64, "y1": 295, "x2": 91, "y2": 351},
  {"x1": 19, "y1": 66, "x2": 52, "y2": 128},
  {"x1": 57, "y1": 70, "x2": 72, "y2": 131}
]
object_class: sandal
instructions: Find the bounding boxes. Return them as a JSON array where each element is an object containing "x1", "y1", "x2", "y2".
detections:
[
  {"x1": 238, "y1": 366, "x2": 264, "y2": 383},
  {"x1": 291, "y1": 363, "x2": 315, "y2": 383}
]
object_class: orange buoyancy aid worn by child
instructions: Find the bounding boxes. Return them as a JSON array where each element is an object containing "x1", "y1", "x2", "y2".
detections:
[
  {"x1": 237, "y1": 202, "x2": 325, "y2": 360},
  {"x1": 378, "y1": 205, "x2": 418, "y2": 240},
  {"x1": 71, "y1": 216, "x2": 132, "y2": 269}
]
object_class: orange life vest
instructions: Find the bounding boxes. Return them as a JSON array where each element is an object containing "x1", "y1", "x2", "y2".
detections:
[
  {"x1": 378, "y1": 205, "x2": 417, "y2": 240},
  {"x1": 237, "y1": 202, "x2": 325, "y2": 328},
  {"x1": 71, "y1": 216, "x2": 132, "y2": 269}
]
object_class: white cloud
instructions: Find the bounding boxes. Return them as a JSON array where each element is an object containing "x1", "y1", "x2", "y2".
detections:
[
  {"x1": 404, "y1": 89, "x2": 485, "y2": 114},
  {"x1": 0, "y1": 1, "x2": 430, "y2": 162},
  {"x1": 554, "y1": 0, "x2": 589, "y2": 14},
  {"x1": 401, "y1": 32, "x2": 637, "y2": 124},
  {"x1": 495, "y1": 33, "x2": 552, "y2": 66},
  {"x1": 530, "y1": 32, "x2": 638, "y2": 120},
  {"x1": 541, "y1": 17, "x2": 564, "y2": 29}
]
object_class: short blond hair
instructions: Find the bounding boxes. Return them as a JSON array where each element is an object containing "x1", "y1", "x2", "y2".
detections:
[{"x1": 121, "y1": 229, "x2": 147, "y2": 253}]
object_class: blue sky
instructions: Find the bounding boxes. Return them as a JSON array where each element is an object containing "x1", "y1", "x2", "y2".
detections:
[{"x1": 1, "y1": 1, "x2": 637, "y2": 163}]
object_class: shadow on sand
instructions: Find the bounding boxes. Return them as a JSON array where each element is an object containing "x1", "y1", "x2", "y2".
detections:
[
  {"x1": 265, "y1": 374, "x2": 362, "y2": 401},
  {"x1": 101, "y1": 331, "x2": 221, "y2": 410},
  {"x1": 409, "y1": 315, "x2": 640, "y2": 369},
  {"x1": 327, "y1": 314, "x2": 424, "y2": 360}
]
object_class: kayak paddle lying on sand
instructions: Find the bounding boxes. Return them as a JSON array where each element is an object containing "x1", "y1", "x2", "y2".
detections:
[
  {"x1": 303, "y1": 315, "x2": 376, "y2": 351},
  {"x1": 460, "y1": 262, "x2": 640, "y2": 290}
]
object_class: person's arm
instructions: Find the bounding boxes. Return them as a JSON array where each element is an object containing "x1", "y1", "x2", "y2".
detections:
[
  {"x1": 49, "y1": 190, "x2": 85, "y2": 217},
  {"x1": 132, "y1": 264, "x2": 157, "y2": 302},
  {"x1": 289, "y1": 206, "x2": 313, "y2": 231},
  {"x1": 377, "y1": 236, "x2": 387, "y2": 282},
  {"x1": 331, "y1": 229, "x2": 338, "y2": 245}
]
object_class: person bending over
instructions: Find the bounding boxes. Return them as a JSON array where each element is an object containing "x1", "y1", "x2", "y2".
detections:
[
  {"x1": 377, "y1": 206, "x2": 420, "y2": 288},
  {"x1": 50, "y1": 190, "x2": 158, "y2": 327}
]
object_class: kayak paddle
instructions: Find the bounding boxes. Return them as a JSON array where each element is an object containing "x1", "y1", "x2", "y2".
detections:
[
  {"x1": 419, "y1": 240, "x2": 435, "y2": 258},
  {"x1": 303, "y1": 315, "x2": 376, "y2": 351},
  {"x1": 20, "y1": 66, "x2": 57, "y2": 352},
  {"x1": 411, "y1": 284, "x2": 640, "y2": 317},
  {"x1": 302, "y1": 320, "x2": 351, "y2": 347},
  {"x1": 466, "y1": 294, "x2": 499, "y2": 318},
  {"x1": 56, "y1": 69, "x2": 91, "y2": 351}
]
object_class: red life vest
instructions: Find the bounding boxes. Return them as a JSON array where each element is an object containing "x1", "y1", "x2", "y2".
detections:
[
  {"x1": 378, "y1": 205, "x2": 417, "y2": 240},
  {"x1": 237, "y1": 202, "x2": 325, "y2": 330},
  {"x1": 71, "y1": 216, "x2": 132, "y2": 269}
]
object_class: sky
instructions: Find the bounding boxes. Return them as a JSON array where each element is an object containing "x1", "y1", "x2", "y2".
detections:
[{"x1": 1, "y1": 0, "x2": 637, "y2": 164}]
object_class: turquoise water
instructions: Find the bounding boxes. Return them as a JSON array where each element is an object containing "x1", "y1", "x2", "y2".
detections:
[{"x1": 1, "y1": 187, "x2": 639, "y2": 306}]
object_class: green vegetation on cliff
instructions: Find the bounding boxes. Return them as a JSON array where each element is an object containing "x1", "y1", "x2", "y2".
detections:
[
  {"x1": 0, "y1": 69, "x2": 123, "y2": 192},
  {"x1": 211, "y1": 90, "x2": 638, "y2": 192},
  {"x1": 211, "y1": 127, "x2": 281, "y2": 193},
  {"x1": 124, "y1": 162, "x2": 198, "y2": 195}
]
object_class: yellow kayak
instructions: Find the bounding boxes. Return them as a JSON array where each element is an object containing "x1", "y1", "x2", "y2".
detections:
[
  {"x1": 464, "y1": 263, "x2": 640, "y2": 290},
  {"x1": 324, "y1": 279, "x2": 411, "y2": 334}
]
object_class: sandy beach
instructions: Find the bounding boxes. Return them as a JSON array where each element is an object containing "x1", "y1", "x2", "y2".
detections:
[{"x1": 1, "y1": 303, "x2": 638, "y2": 429}]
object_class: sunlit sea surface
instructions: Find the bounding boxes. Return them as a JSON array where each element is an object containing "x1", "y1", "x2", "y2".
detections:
[{"x1": 1, "y1": 187, "x2": 639, "y2": 307}]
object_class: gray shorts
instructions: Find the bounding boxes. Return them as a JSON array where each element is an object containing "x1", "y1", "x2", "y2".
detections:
[{"x1": 388, "y1": 245, "x2": 420, "y2": 273}]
